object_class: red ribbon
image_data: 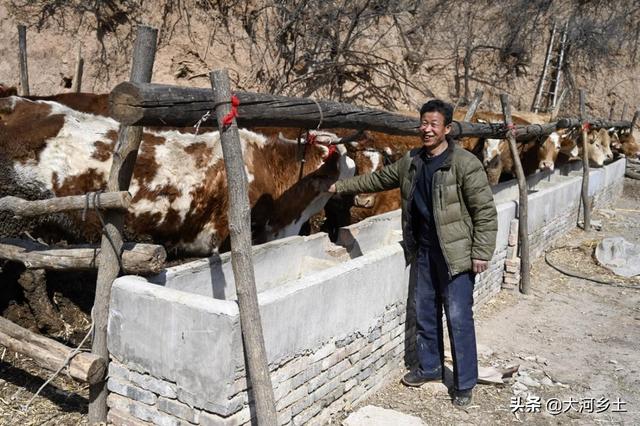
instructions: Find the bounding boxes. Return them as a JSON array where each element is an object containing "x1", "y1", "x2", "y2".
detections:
[
  {"x1": 305, "y1": 132, "x2": 337, "y2": 162},
  {"x1": 222, "y1": 95, "x2": 240, "y2": 126},
  {"x1": 506, "y1": 123, "x2": 517, "y2": 137},
  {"x1": 582, "y1": 122, "x2": 591, "y2": 132}
]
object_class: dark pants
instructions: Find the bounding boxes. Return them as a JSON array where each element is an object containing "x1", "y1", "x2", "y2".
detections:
[{"x1": 414, "y1": 244, "x2": 478, "y2": 391}]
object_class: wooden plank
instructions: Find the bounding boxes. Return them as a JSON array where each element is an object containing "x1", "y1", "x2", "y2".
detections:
[
  {"x1": 17, "y1": 24, "x2": 29, "y2": 96},
  {"x1": 580, "y1": 89, "x2": 591, "y2": 231},
  {"x1": 501, "y1": 94, "x2": 530, "y2": 295},
  {"x1": 210, "y1": 69, "x2": 277, "y2": 425},
  {"x1": 0, "y1": 239, "x2": 165, "y2": 275},
  {"x1": 89, "y1": 25, "x2": 158, "y2": 424},
  {"x1": 0, "y1": 192, "x2": 131, "y2": 217},
  {"x1": 0, "y1": 316, "x2": 106, "y2": 384}
]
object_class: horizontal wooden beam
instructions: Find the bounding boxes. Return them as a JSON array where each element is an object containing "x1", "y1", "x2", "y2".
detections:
[
  {"x1": 0, "y1": 239, "x2": 166, "y2": 275},
  {"x1": 110, "y1": 82, "x2": 420, "y2": 135},
  {"x1": 0, "y1": 192, "x2": 131, "y2": 217},
  {"x1": 0, "y1": 316, "x2": 106, "y2": 384},
  {"x1": 109, "y1": 82, "x2": 633, "y2": 139}
]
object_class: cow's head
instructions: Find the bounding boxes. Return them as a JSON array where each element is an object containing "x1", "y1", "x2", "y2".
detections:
[{"x1": 538, "y1": 132, "x2": 561, "y2": 171}]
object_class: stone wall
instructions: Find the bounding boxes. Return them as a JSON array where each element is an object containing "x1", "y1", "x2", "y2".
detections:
[{"x1": 105, "y1": 159, "x2": 625, "y2": 426}]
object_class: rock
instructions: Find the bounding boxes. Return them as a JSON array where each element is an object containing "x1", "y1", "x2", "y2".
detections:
[
  {"x1": 516, "y1": 373, "x2": 540, "y2": 388},
  {"x1": 608, "y1": 359, "x2": 618, "y2": 364},
  {"x1": 595, "y1": 237, "x2": 640, "y2": 277},
  {"x1": 512, "y1": 382, "x2": 528, "y2": 395},
  {"x1": 540, "y1": 376, "x2": 553, "y2": 386},
  {"x1": 343, "y1": 406, "x2": 427, "y2": 426}
]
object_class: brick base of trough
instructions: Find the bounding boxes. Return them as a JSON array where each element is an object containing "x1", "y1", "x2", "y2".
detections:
[{"x1": 106, "y1": 159, "x2": 625, "y2": 426}]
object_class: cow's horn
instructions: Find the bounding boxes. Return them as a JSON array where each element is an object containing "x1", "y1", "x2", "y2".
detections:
[{"x1": 278, "y1": 132, "x2": 299, "y2": 144}]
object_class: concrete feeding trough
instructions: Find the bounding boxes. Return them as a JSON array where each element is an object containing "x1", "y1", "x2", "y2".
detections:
[{"x1": 105, "y1": 158, "x2": 626, "y2": 426}]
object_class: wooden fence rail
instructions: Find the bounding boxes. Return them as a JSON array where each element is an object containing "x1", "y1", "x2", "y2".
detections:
[
  {"x1": 109, "y1": 82, "x2": 632, "y2": 140},
  {"x1": 0, "y1": 316, "x2": 105, "y2": 384},
  {"x1": 0, "y1": 192, "x2": 131, "y2": 217},
  {"x1": 0, "y1": 239, "x2": 166, "y2": 275}
]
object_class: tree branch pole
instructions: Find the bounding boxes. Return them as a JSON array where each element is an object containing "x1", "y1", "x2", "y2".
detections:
[
  {"x1": 89, "y1": 25, "x2": 157, "y2": 425},
  {"x1": 631, "y1": 110, "x2": 639, "y2": 131},
  {"x1": 463, "y1": 89, "x2": 484, "y2": 122},
  {"x1": 17, "y1": 24, "x2": 29, "y2": 96},
  {"x1": 500, "y1": 94, "x2": 530, "y2": 295},
  {"x1": 0, "y1": 192, "x2": 131, "y2": 217},
  {"x1": 579, "y1": 89, "x2": 591, "y2": 231},
  {"x1": 0, "y1": 239, "x2": 165, "y2": 275},
  {"x1": 109, "y1": 82, "x2": 632, "y2": 140},
  {"x1": 621, "y1": 103, "x2": 628, "y2": 120},
  {"x1": 0, "y1": 316, "x2": 106, "y2": 384},
  {"x1": 72, "y1": 44, "x2": 84, "y2": 93},
  {"x1": 210, "y1": 69, "x2": 278, "y2": 425}
]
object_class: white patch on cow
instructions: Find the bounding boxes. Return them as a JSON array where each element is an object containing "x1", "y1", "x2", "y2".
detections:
[
  {"x1": 548, "y1": 132, "x2": 560, "y2": 149},
  {"x1": 570, "y1": 145, "x2": 579, "y2": 158},
  {"x1": 180, "y1": 222, "x2": 218, "y2": 256},
  {"x1": 15, "y1": 100, "x2": 118, "y2": 191},
  {"x1": 384, "y1": 147, "x2": 393, "y2": 156},
  {"x1": 483, "y1": 138, "x2": 501, "y2": 163},
  {"x1": 363, "y1": 149, "x2": 381, "y2": 171}
]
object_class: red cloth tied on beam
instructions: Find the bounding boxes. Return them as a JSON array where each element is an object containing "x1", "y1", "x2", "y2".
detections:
[
  {"x1": 222, "y1": 95, "x2": 240, "y2": 126},
  {"x1": 582, "y1": 122, "x2": 591, "y2": 132}
]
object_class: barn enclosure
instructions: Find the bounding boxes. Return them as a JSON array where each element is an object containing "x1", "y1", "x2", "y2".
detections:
[{"x1": 104, "y1": 159, "x2": 625, "y2": 425}]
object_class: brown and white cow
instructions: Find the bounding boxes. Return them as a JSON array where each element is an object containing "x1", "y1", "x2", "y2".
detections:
[
  {"x1": 476, "y1": 111, "x2": 561, "y2": 185},
  {"x1": 0, "y1": 95, "x2": 355, "y2": 255},
  {"x1": 556, "y1": 127, "x2": 609, "y2": 167}
]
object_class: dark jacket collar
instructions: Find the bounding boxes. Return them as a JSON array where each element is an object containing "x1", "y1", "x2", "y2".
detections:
[{"x1": 411, "y1": 139, "x2": 456, "y2": 170}]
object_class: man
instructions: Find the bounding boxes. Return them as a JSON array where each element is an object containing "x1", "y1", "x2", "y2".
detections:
[{"x1": 327, "y1": 99, "x2": 497, "y2": 406}]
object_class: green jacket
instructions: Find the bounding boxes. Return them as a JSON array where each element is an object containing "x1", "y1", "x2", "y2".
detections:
[{"x1": 335, "y1": 142, "x2": 497, "y2": 275}]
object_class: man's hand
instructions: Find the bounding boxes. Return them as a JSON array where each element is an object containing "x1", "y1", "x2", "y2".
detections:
[
  {"x1": 472, "y1": 259, "x2": 488, "y2": 274},
  {"x1": 328, "y1": 183, "x2": 337, "y2": 193}
]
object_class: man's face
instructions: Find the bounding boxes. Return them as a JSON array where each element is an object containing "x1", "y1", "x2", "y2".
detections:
[{"x1": 419, "y1": 111, "x2": 451, "y2": 149}]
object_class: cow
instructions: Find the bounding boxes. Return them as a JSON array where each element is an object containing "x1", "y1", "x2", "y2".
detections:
[
  {"x1": 0, "y1": 95, "x2": 356, "y2": 255},
  {"x1": 475, "y1": 111, "x2": 561, "y2": 185},
  {"x1": 555, "y1": 127, "x2": 609, "y2": 167},
  {"x1": 616, "y1": 128, "x2": 639, "y2": 159}
]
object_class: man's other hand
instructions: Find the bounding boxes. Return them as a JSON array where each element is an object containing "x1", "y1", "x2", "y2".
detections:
[{"x1": 472, "y1": 259, "x2": 488, "y2": 274}]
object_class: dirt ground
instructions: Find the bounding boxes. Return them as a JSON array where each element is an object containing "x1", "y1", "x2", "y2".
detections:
[
  {"x1": 1, "y1": 178, "x2": 639, "y2": 425},
  {"x1": 344, "y1": 177, "x2": 640, "y2": 425}
]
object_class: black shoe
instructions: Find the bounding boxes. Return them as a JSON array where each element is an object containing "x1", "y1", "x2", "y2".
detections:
[
  {"x1": 453, "y1": 389, "x2": 473, "y2": 407},
  {"x1": 401, "y1": 369, "x2": 442, "y2": 387}
]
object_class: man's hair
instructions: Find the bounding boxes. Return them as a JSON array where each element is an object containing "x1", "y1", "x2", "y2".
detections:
[{"x1": 419, "y1": 99, "x2": 454, "y2": 125}]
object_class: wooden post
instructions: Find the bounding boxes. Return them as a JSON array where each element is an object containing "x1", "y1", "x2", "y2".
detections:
[
  {"x1": 17, "y1": 24, "x2": 30, "y2": 96},
  {"x1": 579, "y1": 89, "x2": 591, "y2": 231},
  {"x1": 500, "y1": 94, "x2": 531, "y2": 295},
  {"x1": 88, "y1": 25, "x2": 157, "y2": 424},
  {"x1": 621, "y1": 103, "x2": 628, "y2": 120},
  {"x1": 630, "y1": 110, "x2": 639, "y2": 131},
  {"x1": 210, "y1": 69, "x2": 278, "y2": 425},
  {"x1": 72, "y1": 44, "x2": 84, "y2": 93},
  {"x1": 549, "y1": 87, "x2": 568, "y2": 121},
  {"x1": 608, "y1": 101, "x2": 616, "y2": 121},
  {"x1": 464, "y1": 89, "x2": 484, "y2": 122}
]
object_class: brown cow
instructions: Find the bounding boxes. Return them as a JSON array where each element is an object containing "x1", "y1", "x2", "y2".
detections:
[{"x1": 0, "y1": 95, "x2": 356, "y2": 255}]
